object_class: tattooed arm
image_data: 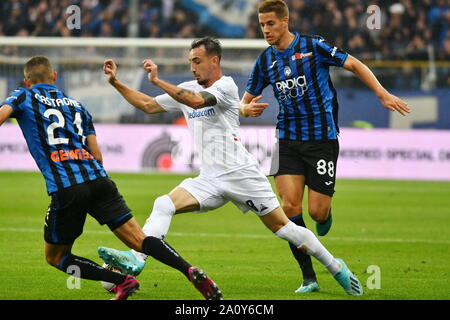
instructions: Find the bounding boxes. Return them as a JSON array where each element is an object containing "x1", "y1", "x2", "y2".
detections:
[
  {"x1": 170, "y1": 87, "x2": 217, "y2": 110},
  {"x1": 143, "y1": 59, "x2": 217, "y2": 109}
]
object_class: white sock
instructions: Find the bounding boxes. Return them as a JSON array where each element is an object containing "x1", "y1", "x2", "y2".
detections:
[
  {"x1": 275, "y1": 221, "x2": 341, "y2": 275},
  {"x1": 132, "y1": 195, "x2": 176, "y2": 262}
]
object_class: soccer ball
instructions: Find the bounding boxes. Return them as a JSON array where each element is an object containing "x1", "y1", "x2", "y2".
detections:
[{"x1": 101, "y1": 263, "x2": 125, "y2": 292}]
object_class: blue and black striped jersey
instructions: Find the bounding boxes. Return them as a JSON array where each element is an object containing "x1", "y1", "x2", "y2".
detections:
[
  {"x1": 246, "y1": 32, "x2": 348, "y2": 141},
  {"x1": 1, "y1": 83, "x2": 107, "y2": 194}
]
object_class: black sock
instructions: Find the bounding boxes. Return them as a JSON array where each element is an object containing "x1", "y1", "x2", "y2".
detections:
[
  {"x1": 57, "y1": 253, "x2": 126, "y2": 285},
  {"x1": 289, "y1": 215, "x2": 317, "y2": 282},
  {"x1": 142, "y1": 236, "x2": 192, "y2": 278}
]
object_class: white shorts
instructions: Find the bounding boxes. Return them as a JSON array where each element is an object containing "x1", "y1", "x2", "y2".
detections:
[{"x1": 178, "y1": 165, "x2": 280, "y2": 216}]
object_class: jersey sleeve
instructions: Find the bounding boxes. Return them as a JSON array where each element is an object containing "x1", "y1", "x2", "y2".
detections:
[
  {"x1": 201, "y1": 77, "x2": 238, "y2": 108},
  {"x1": 154, "y1": 81, "x2": 193, "y2": 112},
  {"x1": 81, "y1": 105, "x2": 96, "y2": 136},
  {"x1": 155, "y1": 93, "x2": 184, "y2": 112},
  {"x1": 245, "y1": 57, "x2": 269, "y2": 96},
  {"x1": 1, "y1": 88, "x2": 28, "y2": 117},
  {"x1": 315, "y1": 37, "x2": 348, "y2": 67}
]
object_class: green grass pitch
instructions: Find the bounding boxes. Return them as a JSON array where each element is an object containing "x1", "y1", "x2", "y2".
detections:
[{"x1": 0, "y1": 171, "x2": 449, "y2": 300}]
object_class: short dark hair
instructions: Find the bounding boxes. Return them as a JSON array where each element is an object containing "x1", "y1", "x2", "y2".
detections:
[
  {"x1": 190, "y1": 37, "x2": 222, "y2": 62},
  {"x1": 258, "y1": 0, "x2": 289, "y2": 19},
  {"x1": 24, "y1": 56, "x2": 54, "y2": 84}
]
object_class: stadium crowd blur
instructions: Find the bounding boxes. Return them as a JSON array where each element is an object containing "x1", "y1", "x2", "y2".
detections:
[
  {"x1": 0, "y1": 0, "x2": 448, "y2": 125},
  {"x1": 1, "y1": 0, "x2": 449, "y2": 61}
]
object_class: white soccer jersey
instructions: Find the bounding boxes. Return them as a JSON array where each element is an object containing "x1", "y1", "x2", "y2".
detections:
[{"x1": 155, "y1": 76, "x2": 258, "y2": 177}]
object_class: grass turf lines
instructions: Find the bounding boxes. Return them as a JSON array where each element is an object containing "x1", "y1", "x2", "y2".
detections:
[{"x1": 0, "y1": 171, "x2": 449, "y2": 300}]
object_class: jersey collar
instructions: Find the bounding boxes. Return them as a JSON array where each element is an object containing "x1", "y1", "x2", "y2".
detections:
[
  {"x1": 271, "y1": 32, "x2": 299, "y2": 56},
  {"x1": 31, "y1": 83, "x2": 58, "y2": 90}
]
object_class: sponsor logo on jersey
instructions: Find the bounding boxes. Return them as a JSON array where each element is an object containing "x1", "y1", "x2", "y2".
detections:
[
  {"x1": 291, "y1": 52, "x2": 313, "y2": 60},
  {"x1": 275, "y1": 75, "x2": 308, "y2": 100},
  {"x1": 50, "y1": 148, "x2": 94, "y2": 162},
  {"x1": 188, "y1": 107, "x2": 216, "y2": 119}
]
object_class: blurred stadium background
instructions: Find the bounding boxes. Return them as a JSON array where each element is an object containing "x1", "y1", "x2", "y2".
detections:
[
  {"x1": 1, "y1": 0, "x2": 449, "y2": 179},
  {"x1": 0, "y1": 0, "x2": 450, "y2": 301}
]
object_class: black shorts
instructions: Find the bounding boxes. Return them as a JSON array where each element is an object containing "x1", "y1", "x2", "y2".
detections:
[
  {"x1": 44, "y1": 177, "x2": 132, "y2": 245},
  {"x1": 269, "y1": 139, "x2": 339, "y2": 197}
]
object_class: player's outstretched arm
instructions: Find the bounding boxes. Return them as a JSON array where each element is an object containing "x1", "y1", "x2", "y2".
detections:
[
  {"x1": 239, "y1": 92, "x2": 269, "y2": 117},
  {"x1": 143, "y1": 59, "x2": 215, "y2": 110},
  {"x1": 343, "y1": 55, "x2": 411, "y2": 116},
  {"x1": 0, "y1": 105, "x2": 13, "y2": 126},
  {"x1": 103, "y1": 59, "x2": 165, "y2": 114}
]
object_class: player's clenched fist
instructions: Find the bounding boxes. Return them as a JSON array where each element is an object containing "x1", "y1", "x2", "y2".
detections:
[
  {"x1": 103, "y1": 59, "x2": 118, "y2": 83},
  {"x1": 143, "y1": 59, "x2": 159, "y2": 84}
]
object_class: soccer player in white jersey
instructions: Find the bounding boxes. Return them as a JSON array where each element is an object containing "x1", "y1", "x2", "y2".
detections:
[{"x1": 99, "y1": 37, "x2": 363, "y2": 296}]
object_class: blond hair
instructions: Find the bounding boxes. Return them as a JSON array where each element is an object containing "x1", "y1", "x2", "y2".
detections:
[{"x1": 24, "y1": 56, "x2": 54, "y2": 84}]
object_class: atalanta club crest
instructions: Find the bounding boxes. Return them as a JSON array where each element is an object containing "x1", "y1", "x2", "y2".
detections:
[{"x1": 284, "y1": 66, "x2": 292, "y2": 78}]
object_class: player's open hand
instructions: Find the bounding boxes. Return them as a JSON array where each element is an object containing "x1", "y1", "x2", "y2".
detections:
[
  {"x1": 243, "y1": 96, "x2": 269, "y2": 117},
  {"x1": 143, "y1": 59, "x2": 159, "y2": 84},
  {"x1": 380, "y1": 93, "x2": 410, "y2": 116},
  {"x1": 103, "y1": 59, "x2": 117, "y2": 83}
]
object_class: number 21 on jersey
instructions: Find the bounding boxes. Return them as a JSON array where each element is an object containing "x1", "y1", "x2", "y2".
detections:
[{"x1": 43, "y1": 109, "x2": 86, "y2": 145}]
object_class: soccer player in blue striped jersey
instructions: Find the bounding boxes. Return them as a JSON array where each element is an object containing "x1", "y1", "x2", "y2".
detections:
[
  {"x1": 2, "y1": 76, "x2": 107, "y2": 194},
  {"x1": 240, "y1": 0, "x2": 410, "y2": 293},
  {"x1": 0, "y1": 56, "x2": 222, "y2": 300}
]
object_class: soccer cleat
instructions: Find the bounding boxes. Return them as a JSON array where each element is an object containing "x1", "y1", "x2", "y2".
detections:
[
  {"x1": 98, "y1": 247, "x2": 146, "y2": 276},
  {"x1": 333, "y1": 258, "x2": 363, "y2": 296},
  {"x1": 110, "y1": 275, "x2": 140, "y2": 300},
  {"x1": 188, "y1": 267, "x2": 223, "y2": 300},
  {"x1": 294, "y1": 280, "x2": 320, "y2": 293},
  {"x1": 316, "y1": 211, "x2": 332, "y2": 236}
]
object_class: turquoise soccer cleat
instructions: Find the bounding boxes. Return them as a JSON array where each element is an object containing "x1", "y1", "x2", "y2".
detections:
[
  {"x1": 333, "y1": 258, "x2": 363, "y2": 296},
  {"x1": 294, "y1": 281, "x2": 320, "y2": 293},
  {"x1": 316, "y1": 211, "x2": 332, "y2": 236},
  {"x1": 98, "y1": 247, "x2": 146, "y2": 277}
]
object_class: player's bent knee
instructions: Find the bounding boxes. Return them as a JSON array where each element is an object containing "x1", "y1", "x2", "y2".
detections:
[
  {"x1": 153, "y1": 195, "x2": 176, "y2": 214},
  {"x1": 44, "y1": 242, "x2": 72, "y2": 268},
  {"x1": 259, "y1": 207, "x2": 290, "y2": 233},
  {"x1": 45, "y1": 253, "x2": 64, "y2": 268},
  {"x1": 309, "y1": 209, "x2": 329, "y2": 222},
  {"x1": 282, "y1": 202, "x2": 302, "y2": 217},
  {"x1": 45, "y1": 256, "x2": 58, "y2": 267},
  {"x1": 308, "y1": 193, "x2": 332, "y2": 222}
]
